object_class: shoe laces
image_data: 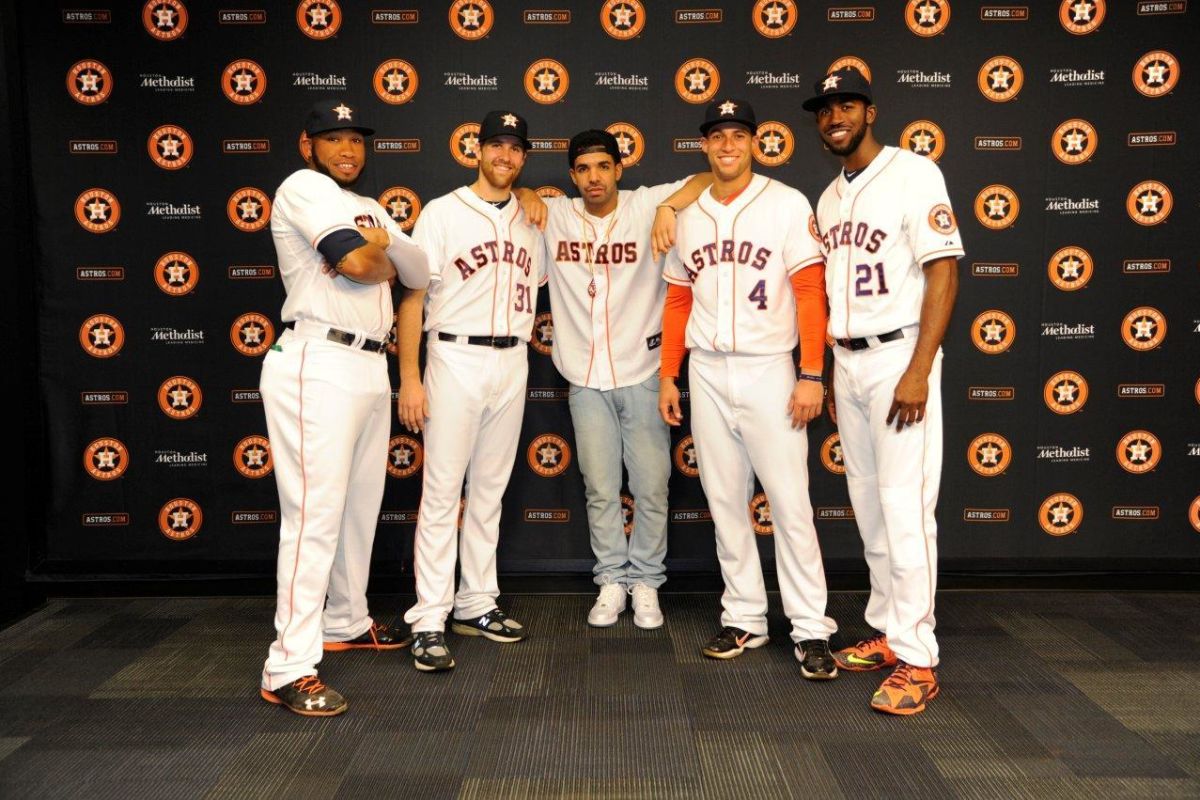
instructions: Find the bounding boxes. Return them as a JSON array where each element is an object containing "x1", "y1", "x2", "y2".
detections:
[
  {"x1": 881, "y1": 663, "x2": 916, "y2": 690},
  {"x1": 857, "y1": 631, "x2": 887, "y2": 651},
  {"x1": 293, "y1": 676, "x2": 327, "y2": 695},
  {"x1": 630, "y1": 583, "x2": 657, "y2": 608},
  {"x1": 598, "y1": 583, "x2": 625, "y2": 606},
  {"x1": 801, "y1": 639, "x2": 830, "y2": 658},
  {"x1": 367, "y1": 622, "x2": 391, "y2": 651}
]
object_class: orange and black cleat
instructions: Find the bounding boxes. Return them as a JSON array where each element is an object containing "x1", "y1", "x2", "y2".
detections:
[
  {"x1": 833, "y1": 631, "x2": 898, "y2": 672},
  {"x1": 323, "y1": 621, "x2": 411, "y2": 652},
  {"x1": 870, "y1": 663, "x2": 939, "y2": 716},
  {"x1": 260, "y1": 675, "x2": 348, "y2": 717}
]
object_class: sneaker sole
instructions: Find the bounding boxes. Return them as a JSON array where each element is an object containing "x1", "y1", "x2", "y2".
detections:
[
  {"x1": 588, "y1": 616, "x2": 621, "y2": 628},
  {"x1": 701, "y1": 635, "x2": 768, "y2": 659},
  {"x1": 413, "y1": 659, "x2": 456, "y2": 672},
  {"x1": 450, "y1": 622, "x2": 524, "y2": 643},
  {"x1": 834, "y1": 656, "x2": 898, "y2": 672},
  {"x1": 259, "y1": 688, "x2": 348, "y2": 717},
  {"x1": 800, "y1": 665, "x2": 839, "y2": 680},
  {"x1": 870, "y1": 684, "x2": 940, "y2": 716},
  {"x1": 633, "y1": 614, "x2": 664, "y2": 630},
  {"x1": 322, "y1": 639, "x2": 412, "y2": 652}
]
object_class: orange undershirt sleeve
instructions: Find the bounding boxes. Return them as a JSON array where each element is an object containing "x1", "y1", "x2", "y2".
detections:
[
  {"x1": 660, "y1": 283, "x2": 693, "y2": 379},
  {"x1": 790, "y1": 264, "x2": 828, "y2": 375}
]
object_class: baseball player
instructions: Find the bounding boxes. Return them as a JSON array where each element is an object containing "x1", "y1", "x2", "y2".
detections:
[
  {"x1": 399, "y1": 110, "x2": 545, "y2": 672},
  {"x1": 259, "y1": 99, "x2": 431, "y2": 716},
  {"x1": 658, "y1": 98, "x2": 838, "y2": 679},
  {"x1": 517, "y1": 131, "x2": 712, "y2": 628},
  {"x1": 803, "y1": 67, "x2": 961, "y2": 715}
]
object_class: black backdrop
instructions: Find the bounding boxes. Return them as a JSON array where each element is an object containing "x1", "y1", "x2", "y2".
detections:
[{"x1": 19, "y1": 0, "x2": 1200, "y2": 586}]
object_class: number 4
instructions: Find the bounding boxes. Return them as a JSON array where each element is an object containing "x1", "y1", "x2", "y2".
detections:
[{"x1": 748, "y1": 280, "x2": 767, "y2": 310}]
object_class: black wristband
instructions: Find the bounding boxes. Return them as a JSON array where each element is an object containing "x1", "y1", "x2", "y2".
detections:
[{"x1": 797, "y1": 373, "x2": 823, "y2": 383}]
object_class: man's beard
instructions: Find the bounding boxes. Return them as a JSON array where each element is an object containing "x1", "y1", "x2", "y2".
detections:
[
  {"x1": 823, "y1": 124, "x2": 867, "y2": 157},
  {"x1": 312, "y1": 157, "x2": 363, "y2": 188},
  {"x1": 481, "y1": 160, "x2": 520, "y2": 191}
]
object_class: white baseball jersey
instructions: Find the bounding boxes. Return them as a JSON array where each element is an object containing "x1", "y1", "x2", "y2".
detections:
[
  {"x1": 542, "y1": 180, "x2": 687, "y2": 389},
  {"x1": 663, "y1": 174, "x2": 823, "y2": 355},
  {"x1": 271, "y1": 169, "x2": 426, "y2": 339},
  {"x1": 815, "y1": 147, "x2": 964, "y2": 339},
  {"x1": 413, "y1": 187, "x2": 545, "y2": 339}
]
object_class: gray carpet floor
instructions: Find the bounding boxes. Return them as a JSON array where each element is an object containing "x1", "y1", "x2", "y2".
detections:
[{"x1": 1, "y1": 591, "x2": 1198, "y2": 799}]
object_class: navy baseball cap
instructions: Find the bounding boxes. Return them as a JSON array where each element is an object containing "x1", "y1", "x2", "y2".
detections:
[
  {"x1": 802, "y1": 67, "x2": 873, "y2": 112},
  {"x1": 304, "y1": 99, "x2": 375, "y2": 136},
  {"x1": 567, "y1": 129, "x2": 621, "y2": 167},
  {"x1": 699, "y1": 97, "x2": 757, "y2": 136},
  {"x1": 478, "y1": 110, "x2": 531, "y2": 150}
]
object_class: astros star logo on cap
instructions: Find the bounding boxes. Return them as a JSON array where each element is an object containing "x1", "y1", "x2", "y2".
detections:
[
  {"x1": 822, "y1": 74, "x2": 841, "y2": 90},
  {"x1": 502, "y1": 113, "x2": 518, "y2": 127},
  {"x1": 718, "y1": 100, "x2": 737, "y2": 115},
  {"x1": 334, "y1": 103, "x2": 352, "y2": 120}
]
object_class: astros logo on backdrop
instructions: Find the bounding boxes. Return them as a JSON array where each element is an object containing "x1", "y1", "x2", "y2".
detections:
[
  {"x1": 159, "y1": 498, "x2": 202, "y2": 541},
  {"x1": 530, "y1": 312, "x2": 554, "y2": 356},
  {"x1": 158, "y1": 376, "x2": 202, "y2": 419},
  {"x1": 374, "y1": 60, "x2": 419, "y2": 105},
  {"x1": 1121, "y1": 306, "x2": 1166, "y2": 351},
  {"x1": 143, "y1": 0, "x2": 187, "y2": 40},
  {"x1": 675, "y1": 58, "x2": 720, "y2": 104},
  {"x1": 820, "y1": 432, "x2": 845, "y2": 475},
  {"x1": 974, "y1": 185, "x2": 1019, "y2": 229},
  {"x1": 84, "y1": 438, "x2": 129, "y2": 481},
  {"x1": 223, "y1": 60, "x2": 267, "y2": 105},
  {"x1": 233, "y1": 435, "x2": 273, "y2": 479},
  {"x1": 1043, "y1": 371, "x2": 1088, "y2": 414},
  {"x1": 673, "y1": 435, "x2": 699, "y2": 477},
  {"x1": 75, "y1": 189, "x2": 120, "y2": 234},
  {"x1": 155, "y1": 251, "x2": 199, "y2": 295},
  {"x1": 450, "y1": 0, "x2": 493, "y2": 39},
  {"x1": 148, "y1": 125, "x2": 193, "y2": 170},
  {"x1": 1190, "y1": 497, "x2": 1200, "y2": 534},
  {"x1": 1116, "y1": 430, "x2": 1161, "y2": 474},
  {"x1": 230, "y1": 313, "x2": 275, "y2": 356},
  {"x1": 528, "y1": 434, "x2": 571, "y2": 478},
  {"x1": 1039, "y1": 493, "x2": 1082, "y2": 537},
  {"x1": 901, "y1": 120, "x2": 945, "y2": 162},
  {"x1": 1059, "y1": 0, "x2": 1104, "y2": 34},
  {"x1": 606, "y1": 123, "x2": 644, "y2": 168},
  {"x1": 379, "y1": 187, "x2": 421, "y2": 231},
  {"x1": 1052, "y1": 119, "x2": 1097, "y2": 165},
  {"x1": 753, "y1": 0, "x2": 797, "y2": 38},
  {"x1": 525, "y1": 59, "x2": 570, "y2": 104},
  {"x1": 753, "y1": 122, "x2": 793, "y2": 167},
  {"x1": 227, "y1": 188, "x2": 271, "y2": 232},
  {"x1": 967, "y1": 433, "x2": 1011, "y2": 477},
  {"x1": 977, "y1": 56, "x2": 1023, "y2": 102},
  {"x1": 906, "y1": 0, "x2": 950, "y2": 36},
  {"x1": 1133, "y1": 50, "x2": 1178, "y2": 97},
  {"x1": 536, "y1": 186, "x2": 565, "y2": 198},
  {"x1": 971, "y1": 310, "x2": 1015, "y2": 354},
  {"x1": 621, "y1": 494, "x2": 635, "y2": 536},
  {"x1": 1047, "y1": 246, "x2": 1092, "y2": 291},
  {"x1": 79, "y1": 314, "x2": 125, "y2": 358},
  {"x1": 450, "y1": 123, "x2": 481, "y2": 168},
  {"x1": 601, "y1": 1, "x2": 645, "y2": 39},
  {"x1": 387, "y1": 435, "x2": 423, "y2": 479},
  {"x1": 67, "y1": 60, "x2": 112, "y2": 105},
  {"x1": 828, "y1": 57, "x2": 871, "y2": 82},
  {"x1": 749, "y1": 493, "x2": 773, "y2": 535},
  {"x1": 1126, "y1": 181, "x2": 1173, "y2": 225},
  {"x1": 297, "y1": 0, "x2": 341, "y2": 39}
]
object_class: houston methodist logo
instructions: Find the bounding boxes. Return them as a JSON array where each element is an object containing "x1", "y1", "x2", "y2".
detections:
[
  {"x1": 1052, "y1": 119, "x2": 1097, "y2": 165},
  {"x1": 606, "y1": 123, "x2": 644, "y2": 168},
  {"x1": 1047, "y1": 246, "x2": 1092, "y2": 291},
  {"x1": 143, "y1": 0, "x2": 187, "y2": 40},
  {"x1": 387, "y1": 435, "x2": 423, "y2": 479},
  {"x1": 1044, "y1": 370, "x2": 1088, "y2": 414},
  {"x1": 601, "y1": 1, "x2": 645, "y2": 39},
  {"x1": 525, "y1": 59, "x2": 570, "y2": 104},
  {"x1": 379, "y1": 187, "x2": 421, "y2": 231},
  {"x1": 967, "y1": 433, "x2": 1011, "y2": 477},
  {"x1": 675, "y1": 58, "x2": 720, "y2": 104},
  {"x1": 1122, "y1": 306, "x2": 1166, "y2": 350},
  {"x1": 1117, "y1": 430, "x2": 1161, "y2": 473},
  {"x1": 450, "y1": 0, "x2": 493, "y2": 39},
  {"x1": 75, "y1": 189, "x2": 121, "y2": 233},
  {"x1": 906, "y1": 0, "x2": 950, "y2": 36},
  {"x1": 978, "y1": 56, "x2": 1023, "y2": 102},
  {"x1": 158, "y1": 498, "x2": 202, "y2": 541},
  {"x1": 749, "y1": 493, "x2": 773, "y2": 535},
  {"x1": 901, "y1": 120, "x2": 945, "y2": 162},
  {"x1": 450, "y1": 123, "x2": 481, "y2": 168},
  {"x1": 84, "y1": 438, "x2": 129, "y2": 481},
  {"x1": 820, "y1": 433, "x2": 846, "y2": 474},
  {"x1": 1059, "y1": 0, "x2": 1104, "y2": 34},
  {"x1": 1133, "y1": 51, "x2": 1178, "y2": 97},
  {"x1": 158, "y1": 376, "x2": 202, "y2": 419},
  {"x1": 1126, "y1": 181, "x2": 1173, "y2": 225},
  {"x1": 223, "y1": 60, "x2": 267, "y2": 105},
  {"x1": 227, "y1": 188, "x2": 271, "y2": 232},
  {"x1": 674, "y1": 435, "x2": 700, "y2": 477},
  {"x1": 297, "y1": 0, "x2": 341, "y2": 38},
  {"x1": 974, "y1": 185, "x2": 1019, "y2": 229},
  {"x1": 80, "y1": 314, "x2": 125, "y2": 358},
  {"x1": 374, "y1": 60, "x2": 419, "y2": 105},
  {"x1": 230, "y1": 313, "x2": 275, "y2": 356},
  {"x1": 528, "y1": 433, "x2": 571, "y2": 477},
  {"x1": 971, "y1": 310, "x2": 1015, "y2": 354},
  {"x1": 147, "y1": 124, "x2": 193, "y2": 170},
  {"x1": 1039, "y1": 493, "x2": 1082, "y2": 536},
  {"x1": 67, "y1": 60, "x2": 112, "y2": 104},
  {"x1": 753, "y1": 0, "x2": 797, "y2": 38},
  {"x1": 155, "y1": 251, "x2": 199, "y2": 295},
  {"x1": 530, "y1": 312, "x2": 554, "y2": 356},
  {"x1": 753, "y1": 121, "x2": 793, "y2": 167},
  {"x1": 233, "y1": 435, "x2": 272, "y2": 478}
]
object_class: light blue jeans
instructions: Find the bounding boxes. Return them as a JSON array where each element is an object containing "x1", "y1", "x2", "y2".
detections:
[{"x1": 567, "y1": 374, "x2": 671, "y2": 589}]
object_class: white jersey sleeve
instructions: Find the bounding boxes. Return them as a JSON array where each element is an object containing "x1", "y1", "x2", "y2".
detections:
[
  {"x1": 635, "y1": 178, "x2": 691, "y2": 210},
  {"x1": 662, "y1": 246, "x2": 691, "y2": 286},
  {"x1": 275, "y1": 170, "x2": 362, "y2": 250},
  {"x1": 372, "y1": 199, "x2": 430, "y2": 289},
  {"x1": 411, "y1": 200, "x2": 447, "y2": 285},
  {"x1": 904, "y1": 158, "x2": 965, "y2": 266},
  {"x1": 782, "y1": 196, "x2": 824, "y2": 274}
]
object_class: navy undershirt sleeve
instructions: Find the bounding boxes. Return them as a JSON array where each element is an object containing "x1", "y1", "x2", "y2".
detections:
[{"x1": 317, "y1": 228, "x2": 370, "y2": 269}]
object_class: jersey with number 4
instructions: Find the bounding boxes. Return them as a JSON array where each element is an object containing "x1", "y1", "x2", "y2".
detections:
[
  {"x1": 663, "y1": 174, "x2": 823, "y2": 356},
  {"x1": 815, "y1": 146, "x2": 964, "y2": 340},
  {"x1": 413, "y1": 187, "x2": 546, "y2": 339}
]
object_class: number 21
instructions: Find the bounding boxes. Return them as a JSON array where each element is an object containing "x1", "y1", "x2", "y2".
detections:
[{"x1": 854, "y1": 262, "x2": 889, "y2": 296}]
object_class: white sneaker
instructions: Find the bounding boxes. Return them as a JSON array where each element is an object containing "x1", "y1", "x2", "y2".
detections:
[
  {"x1": 587, "y1": 582, "x2": 627, "y2": 627},
  {"x1": 630, "y1": 583, "x2": 664, "y2": 629}
]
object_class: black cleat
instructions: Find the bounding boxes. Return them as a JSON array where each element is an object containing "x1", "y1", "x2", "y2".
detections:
[
  {"x1": 451, "y1": 608, "x2": 526, "y2": 643},
  {"x1": 701, "y1": 626, "x2": 769, "y2": 659},
  {"x1": 260, "y1": 675, "x2": 348, "y2": 716},
  {"x1": 795, "y1": 639, "x2": 839, "y2": 680},
  {"x1": 411, "y1": 631, "x2": 456, "y2": 672}
]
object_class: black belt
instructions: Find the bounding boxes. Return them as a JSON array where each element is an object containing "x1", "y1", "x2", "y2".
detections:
[
  {"x1": 437, "y1": 332, "x2": 521, "y2": 349},
  {"x1": 835, "y1": 328, "x2": 907, "y2": 351},
  {"x1": 325, "y1": 328, "x2": 390, "y2": 353}
]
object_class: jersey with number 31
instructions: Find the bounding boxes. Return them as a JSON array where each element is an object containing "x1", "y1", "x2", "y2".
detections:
[
  {"x1": 663, "y1": 174, "x2": 823, "y2": 356},
  {"x1": 815, "y1": 146, "x2": 964, "y2": 340}
]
